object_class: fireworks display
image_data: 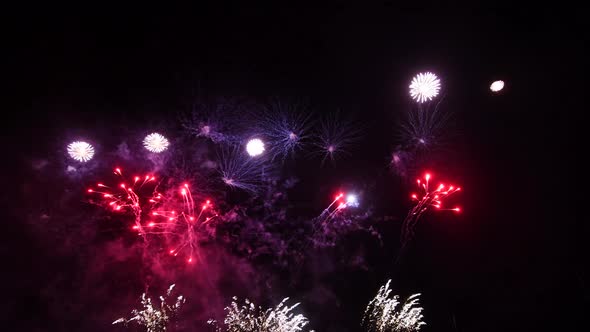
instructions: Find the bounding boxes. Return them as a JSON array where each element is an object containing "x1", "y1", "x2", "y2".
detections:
[
  {"x1": 19, "y1": 8, "x2": 570, "y2": 332},
  {"x1": 67, "y1": 141, "x2": 95, "y2": 162},
  {"x1": 490, "y1": 80, "x2": 505, "y2": 92},
  {"x1": 67, "y1": 93, "x2": 462, "y2": 330},
  {"x1": 409, "y1": 72, "x2": 441, "y2": 103},
  {"x1": 208, "y1": 297, "x2": 311, "y2": 332},
  {"x1": 362, "y1": 280, "x2": 426, "y2": 332},
  {"x1": 400, "y1": 172, "x2": 461, "y2": 249},
  {"x1": 143, "y1": 133, "x2": 170, "y2": 153}
]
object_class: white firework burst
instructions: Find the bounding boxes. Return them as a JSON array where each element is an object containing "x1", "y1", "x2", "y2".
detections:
[
  {"x1": 246, "y1": 138, "x2": 265, "y2": 157},
  {"x1": 490, "y1": 80, "x2": 505, "y2": 92},
  {"x1": 362, "y1": 280, "x2": 426, "y2": 332},
  {"x1": 409, "y1": 72, "x2": 441, "y2": 103},
  {"x1": 113, "y1": 284, "x2": 185, "y2": 332},
  {"x1": 208, "y1": 297, "x2": 311, "y2": 332},
  {"x1": 143, "y1": 133, "x2": 170, "y2": 153},
  {"x1": 67, "y1": 141, "x2": 95, "y2": 162}
]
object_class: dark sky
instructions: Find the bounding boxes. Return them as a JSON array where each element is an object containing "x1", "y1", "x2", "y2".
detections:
[{"x1": 5, "y1": 4, "x2": 585, "y2": 332}]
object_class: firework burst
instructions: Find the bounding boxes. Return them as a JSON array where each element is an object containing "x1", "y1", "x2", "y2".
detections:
[
  {"x1": 312, "y1": 112, "x2": 362, "y2": 166},
  {"x1": 490, "y1": 80, "x2": 505, "y2": 92},
  {"x1": 150, "y1": 183, "x2": 218, "y2": 263},
  {"x1": 319, "y1": 192, "x2": 359, "y2": 222},
  {"x1": 143, "y1": 133, "x2": 170, "y2": 153},
  {"x1": 397, "y1": 104, "x2": 450, "y2": 152},
  {"x1": 409, "y1": 72, "x2": 441, "y2": 103},
  {"x1": 246, "y1": 138, "x2": 265, "y2": 157},
  {"x1": 217, "y1": 145, "x2": 266, "y2": 194},
  {"x1": 113, "y1": 284, "x2": 186, "y2": 332},
  {"x1": 208, "y1": 297, "x2": 311, "y2": 332},
  {"x1": 257, "y1": 100, "x2": 314, "y2": 161},
  {"x1": 400, "y1": 172, "x2": 461, "y2": 251},
  {"x1": 362, "y1": 280, "x2": 426, "y2": 332},
  {"x1": 87, "y1": 167, "x2": 161, "y2": 238},
  {"x1": 67, "y1": 141, "x2": 95, "y2": 162}
]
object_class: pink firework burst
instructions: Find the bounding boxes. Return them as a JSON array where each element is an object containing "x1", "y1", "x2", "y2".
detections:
[
  {"x1": 149, "y1": 183, "x2": 218, "y2": 264},
  {"x1": 87, "y1": 167, "x2": 162, "y2": 239},
  {"x1": 401, "y1": 172, "x2": 461, "y2": 247}
]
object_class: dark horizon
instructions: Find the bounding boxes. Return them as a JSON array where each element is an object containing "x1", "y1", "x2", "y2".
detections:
[{"x1": 6, "y1": 5, "x2": 584, "y2": 332}]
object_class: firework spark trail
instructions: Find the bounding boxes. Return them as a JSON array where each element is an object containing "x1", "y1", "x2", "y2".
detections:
[
  {"x1": 151, "y1": 183, "x2": 218, "y2": 264},
  {"x1": 320, "y1": 193, "x2": 358, "y2": 222},
  {"x1": 87, "y1": 168, "x2": 161, "y2": 240},
  {"x1": 318, "y1": 193, "x2": 343, "y2": 218},
  {"x1": 307, "y1": 192, "x2": 361, "y2": 248},
  {"x1": 397, "y1": 172, "x2": 461, "y2": 263}
]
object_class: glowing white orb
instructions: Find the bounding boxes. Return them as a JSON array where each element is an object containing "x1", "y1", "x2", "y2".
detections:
[
  {"x1": 409, "y1": 72, "x2": 441, "y2": 103},
  {"x1": 67, "y1": 141, "x2": 95, "y2": 162},
  {"x1": 490, "y1": 80, "x2": 505, "y2": 92},
  {"x1": 346, "y1": 194, "x2": 359, "y2": 207},
  {"x1": 143, "y1": 133, "x2": 169, "y2": 153},
  {"x1": 246, "y1": 138, "x2": 265, "y2": 157}
]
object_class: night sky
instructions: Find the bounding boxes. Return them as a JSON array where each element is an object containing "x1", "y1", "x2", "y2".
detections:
[{"x1": 5, "y1": 5, "x2": 585, "y2": 332}]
